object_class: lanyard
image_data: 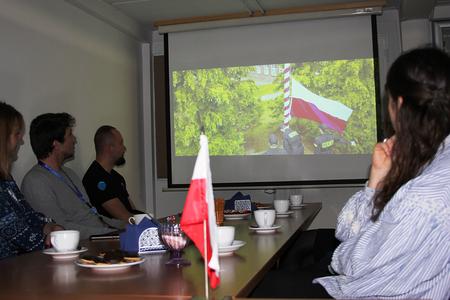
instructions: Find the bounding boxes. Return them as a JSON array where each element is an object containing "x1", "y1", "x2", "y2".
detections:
[{"x1": 38, "y1": 161, "x2": 99, "y2": 216}]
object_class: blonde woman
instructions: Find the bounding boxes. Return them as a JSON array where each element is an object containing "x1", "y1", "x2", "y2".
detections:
[{"x1": 0, "y1": 102, "x2": 62, "y2": 259}]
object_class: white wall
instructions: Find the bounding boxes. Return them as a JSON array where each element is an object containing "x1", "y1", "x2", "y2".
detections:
[
  {"x1": 0, "y1": 0, "x2": 146, "y2": 210},
  {"x1": 401, "y1": 19, "x2": 432, "y2": 50}
]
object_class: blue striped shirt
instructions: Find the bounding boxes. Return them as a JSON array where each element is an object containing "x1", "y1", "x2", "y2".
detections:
[{"x1": 314, "y1": 135, "x2": 450, "y2": 299}]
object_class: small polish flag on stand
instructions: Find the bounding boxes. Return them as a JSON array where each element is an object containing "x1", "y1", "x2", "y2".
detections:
[{"x1": 180, "y1": 134, "x2": 220, "y2": 294}]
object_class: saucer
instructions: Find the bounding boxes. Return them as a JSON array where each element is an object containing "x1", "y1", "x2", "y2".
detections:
[
  {"x1": 290, "y1": 204, "x2": 306, "y2": 210},
  {"x1": 43, "y1": 247, "x2": 88, "y2": 260},
  {"x1": 218, "y1": 240, "x2": 246, "y2": 256},
  {"x1": 75, "y1": 258, "x2": 145, "y2": 273},
  {"x1": 224, "y1": 212, "x2": 251, "y2": 220},
  {"x1": 248, "y1": 224, "x2": 281, "y2": 234},
  {"x1": 276, "y1": 210, "x2": 294, "y2": 218}
]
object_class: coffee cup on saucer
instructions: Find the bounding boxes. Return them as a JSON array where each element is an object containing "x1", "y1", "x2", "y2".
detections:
[
  {"x1": 50, "y1": 230, "x2": 80, "y2": 252},
  {"x1": 274, "y1": 200, "x2": 289, "y2": 213},
  {"x1": 217, "y1": 226, "x2": 235, "y2": 247},
  {"x1": 128, "y1": 213, "x2": 152, "y2": 225},
  {"x1": 254, "y1": 209, "x2": 276, "y2": 228},
  {"x1": 290, "y1": 194, "x2": 303, "y2": 206}
]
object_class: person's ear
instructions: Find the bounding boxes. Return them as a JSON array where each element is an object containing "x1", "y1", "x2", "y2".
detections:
[
  {"x1": 108, "y1": 143, "x2": 115, "y2": 153},
  {"x1": 397, "y1": 96, "x2": 403, "y2": 109},
  {"x1": 52, "y1": 140, "x2": 60, "y2": 150}
]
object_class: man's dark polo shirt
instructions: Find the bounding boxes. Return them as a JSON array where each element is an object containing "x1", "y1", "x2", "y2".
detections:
[{"x1": 83, "y1": 161, "x2": 133, "y2": 219}]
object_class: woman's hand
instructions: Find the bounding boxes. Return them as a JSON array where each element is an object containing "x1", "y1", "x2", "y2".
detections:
[
  {"x1": 368, "y1": 136, "x2": 395, "y2": 190},
  {"x1": 43, "y1": 223, "x2": 65, "y2": 247}
]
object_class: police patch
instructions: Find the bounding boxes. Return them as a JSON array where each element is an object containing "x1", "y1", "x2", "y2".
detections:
[{"x1": 97, "y1": 181, "x2": 107, "y2": 191}]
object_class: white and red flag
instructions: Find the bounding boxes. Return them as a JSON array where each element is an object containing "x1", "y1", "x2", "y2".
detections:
[
  {"x1": 180, "y1": 134, "x2": 220, "y2": 289},
  {"x1": 290, "y1": 79, "x2": 353, "y2": 133}
]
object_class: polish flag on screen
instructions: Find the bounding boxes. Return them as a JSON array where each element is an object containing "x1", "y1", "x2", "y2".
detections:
[
  {"x1": 290, "y1": 79, "x2": 353, "y2": 133},
  {"x1": 180, "y1": 135, "x2": 220, "y2": 289}
]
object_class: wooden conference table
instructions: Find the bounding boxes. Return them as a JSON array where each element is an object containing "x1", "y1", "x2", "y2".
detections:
[{"x1": 0, "y1": 203, "x2": 321, "y2": 300}]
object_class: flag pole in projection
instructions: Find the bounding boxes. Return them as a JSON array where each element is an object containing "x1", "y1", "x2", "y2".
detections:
[{"x1": 283, "y1": 63, "x2": 292, "y2": 130}]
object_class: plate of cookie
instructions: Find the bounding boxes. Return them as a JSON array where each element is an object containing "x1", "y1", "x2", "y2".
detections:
[{"x1": 76, "y1": 250, "x2": 145, "y2": 272}]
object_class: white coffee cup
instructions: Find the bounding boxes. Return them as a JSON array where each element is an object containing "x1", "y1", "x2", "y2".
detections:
[
  {"x1": 50, "y1": 230, "x2": 79, "y2": 252},
  {"x1": 128, "y1": 213, "x2": 152, "y2": 225},
  {"x1": 254, "y1": 209, "x2": 276, "y2": 228},
  {"x1": 217, "y1": 226, "x2": 235, "y2": 247},
  {"x1": 290, "y1": 194, "x2": 303, "y2": 206},
  {"x1": 274, "y1": 200, "x2": 290, "y2": 213}
]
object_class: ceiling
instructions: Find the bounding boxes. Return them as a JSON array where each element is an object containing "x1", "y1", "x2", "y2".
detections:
[{"x1": 101, "y1": 0, "x2": 450, "y2": 29}]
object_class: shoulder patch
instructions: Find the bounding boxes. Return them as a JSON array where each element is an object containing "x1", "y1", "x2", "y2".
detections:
[{"x1": 97, "y1": 181, "x2": 107, "y2": 191}]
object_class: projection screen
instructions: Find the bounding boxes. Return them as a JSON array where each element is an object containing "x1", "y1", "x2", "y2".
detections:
[{"x1": 166, "y1": 15, "x2": 381, "y2": 187}]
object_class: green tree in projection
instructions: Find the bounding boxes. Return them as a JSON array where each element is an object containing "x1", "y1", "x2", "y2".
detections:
[
  {"x1": 291, "y1": 59, "x2": 377, "y2": 154},
  {"x1": 173, "y1": 67, "x2": 261, "y2": 156}
]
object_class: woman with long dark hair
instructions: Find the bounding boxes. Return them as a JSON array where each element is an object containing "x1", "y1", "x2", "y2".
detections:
[
  {"x1": 252, "y1": 48, "x2": 450, "y2": 299},
  {"x1": 0, "y1": 102, "x2": 62, "y2": 260},
  {"x1": 314, "y1": 47, "x2": 450, "y2": 299}
]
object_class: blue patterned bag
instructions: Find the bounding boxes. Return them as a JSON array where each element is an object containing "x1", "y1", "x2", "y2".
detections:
[
  {"x1": 224, "y1": 192, "x2": 256, "y2": 212},
  {"x1": 120, "y1": 218, "x2": 166, "y2": 254}
]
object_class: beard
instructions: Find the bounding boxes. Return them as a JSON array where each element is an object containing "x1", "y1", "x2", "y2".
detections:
[
  {"x1": 63, "y1": 146, "x2": 75, "y2": 162},
  {"x1": 115, "y1": 156, "x2": 126, "y2": 166}
]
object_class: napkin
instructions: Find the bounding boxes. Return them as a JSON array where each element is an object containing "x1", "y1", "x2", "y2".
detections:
[
  {"x1": 120, "y1": 217, "x2": 166, "y2": 254},
  {"x1": 224, "y1": 192, "x2": 256, "y2": 212}
]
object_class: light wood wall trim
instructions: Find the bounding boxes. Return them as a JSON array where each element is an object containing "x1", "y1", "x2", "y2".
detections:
[{"x1": 154, "y1": 0, "x2": 386, "y2": 28}]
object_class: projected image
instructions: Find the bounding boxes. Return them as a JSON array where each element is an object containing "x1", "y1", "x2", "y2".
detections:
[{"x1": 172, "y1": 59, "x2": 377, "y2": 156}]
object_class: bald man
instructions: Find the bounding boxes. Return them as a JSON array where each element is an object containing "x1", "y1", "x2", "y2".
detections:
[{"x1": 82, "y1": 126, "x2": 143, "y2": 222}]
